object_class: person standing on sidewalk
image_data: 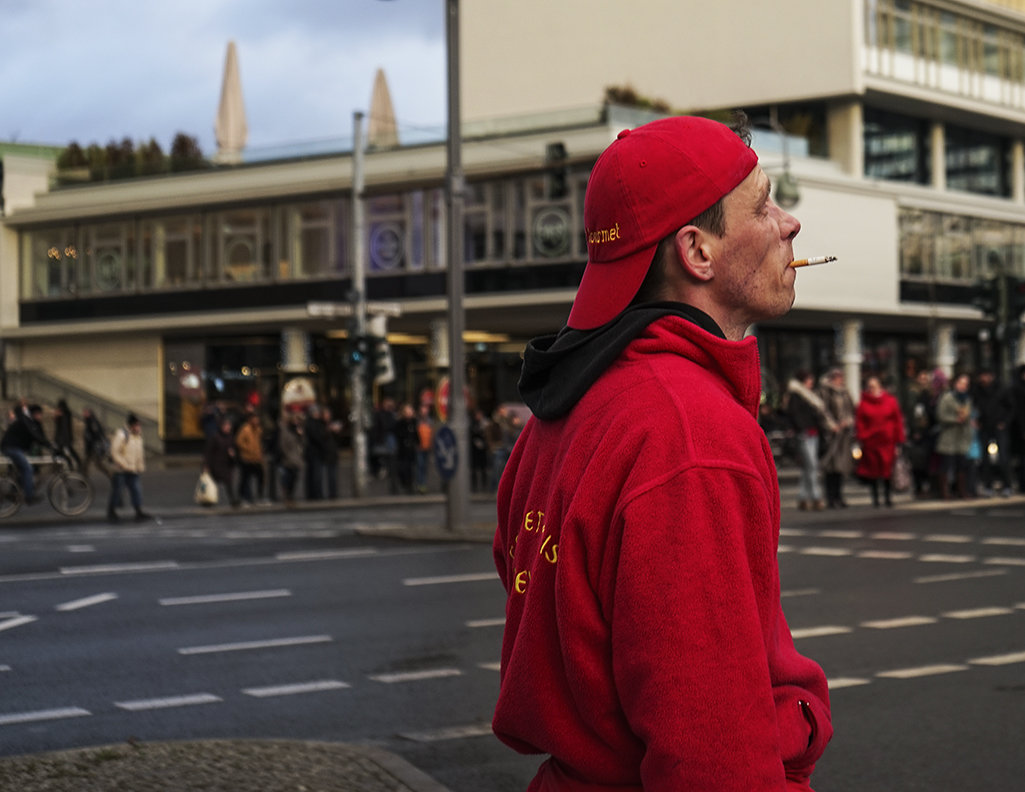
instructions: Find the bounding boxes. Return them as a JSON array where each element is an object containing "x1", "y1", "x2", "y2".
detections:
[
  {"x1": 934, "y1": 372, "x2": 973, "y2": 499},
  {"x1": 855, "y1": 376, "x2": 906, "y2": 506},
  {"x1": 203, "y1": 416, "x2": 239, "y2": 508},
  {"x1": 783, "y1": 370, "x2": 835, "y2": 511},
  {"x1": 818, "y1": 368, "x2": 856, "y2": 508},
  {"x1": 234, "y1": 412, "x2": 265, "y2": 505},
  {"x1": 493, "y1": 115, "x2": 832, "y2": 790},
  {"x1": 107, "y1": 413, "x2": 150, "y2": 522}
]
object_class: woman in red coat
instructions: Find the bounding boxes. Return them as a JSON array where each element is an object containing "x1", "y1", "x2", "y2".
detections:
[{"x1": 856, "y1": 376, "x2": 906, "y2": 506}]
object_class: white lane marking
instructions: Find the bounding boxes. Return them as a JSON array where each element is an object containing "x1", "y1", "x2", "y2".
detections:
[
  {"x1": 403, "y1": 572, "x2": 498, "y2": 586},
  {"x1": 876, "y1": 664, "x2": 969, "y2": 679},
  {"x1": 942, "y1": 606, "x2": 1015, "y2": 619},
  {"x1": 0, "y1": 665, "x2": 9, "y2": 672},
  {"x1": 790, "y1": 625, "x2": 852, "y2": 639},
  {"x1": 819, "y1": 530, "x2": 864, "y2": 540},
  {"x1": 872, "y1": 532, "x2": 916, "y2": 541},
  {"x1": 275, "y1": 549, "x2": 379, "y2": 562},
  {"x1": 918, "y1": 554, "x2": 976, "y2": 564},
  {"x1": 466, "y1": 617, "x2": 505, "y2": 628},
  {"x1": 178, "y1": 635, "x2": 332, "y2": 655},
  {"x1": 478, "y1": 662, "x2": 502, "y2": 672},
  {"x1": 857, "y1": 550, "x2": 914, "y2": 560},
  {"x1": 827, "y1": 677, "x2": 871, "y2": 690},
  {"x1": 779, "y1": 528, "x2": 808, "y2": 537},
  {"x1": 984, "y1": 557, "x2": 1025, "y2": 566},
  {"x1": 799, "y1": 547, "x2": 853, "y2": 557},
  {"x1": 924, "y1": 534, "x2": 973, "y2": 544},
  {"x1": 56, "y1": 592, "x2": 118, "y2": 612},
  {"x1": 399, "y1": 722, "x2": 494, "y2": 742},
  {"x1": 0, "y1": 707, "x2": 91, "y2": 725},
  {"x1": 159, "y1": 589, "x2": 291, "y2": 606},
  {"x1": 242, "y1": 680, "x2": 351, "y2": 697},
  {"x1": 60, "y1": 561, "x2": 179, "y2": 575},
  {"x1": 916, "y1": 569, "x2": 1008, "y2": 584},
  {"x1": 861, "y1": 616, "x2": 938, "y2": 629},
  {"x1": 0, "y1": 615, "x2": 37, "y2": 633},
  {"x1": 781, "y1": 588, "x2": 820, "y2": 598},
  {"x1": 969, "y1": 651, "x2": 1025, "y2": 666},
  {"x1": 66, "y1": 545, "x2": 96, "y2": 553},
  {"x1": 369, "y1": 668, "x2": 463, "y2": 684},
  {"x1": 983, "y1": 537, "x2": 1025, "y2": 547},
  {"x1": 115, "y1": 694, "x2": 221, "y2": 711}
]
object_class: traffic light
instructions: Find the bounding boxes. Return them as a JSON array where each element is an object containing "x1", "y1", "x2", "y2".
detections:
[
  {"x1": 545, "y1": 141, "x2": 567, "y2": 199},
  {"x1": 1007, "y1": 276, "x2": 1025, "y2": 324},
  {"x1": 349, "y1": 335, "x2": 370, "y2": 366},
  {"x1": 371, "y1": 336, "x2": 395, "y2": 385},
  {"x1": 971, "y1": 277, "x2": 999, "y2": 319},
  {"x1": 367, "y1": 314, "x2": 395, "y2": 385}
]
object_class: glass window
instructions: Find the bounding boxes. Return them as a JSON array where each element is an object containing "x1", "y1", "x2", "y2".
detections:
[
  {"x1": 863, "y1": 107, "x2": 931, "y2": 184},
  {"x1": 293, "y1": 201, "x2": 335, "y2": 278},
  {"x1": 935, "y1": 215, "x2": 972, "y2": 280},
  {"x1": 21, "y1": 226, "x2": 77, "y2": 298},
  {"x1": 945, "y1": 124, "x2": 1009, "y2": 197},
  {"x1": 367, "y1": 194, "x2": 406, "y2": 272},
  {"x1": 939, "y1": 11, "x2": 959, "y2": 65},
  {"x1": 898, "y1": 209, "x2": 936, "y2": 278},
  {"x1": 217, "y1": 208, "x2": 271, "y2": 283},
  {"x1": 85, "y1": 222, "x2": 132, "y2": 293},
  {"x1": 142, "y1": 215, "x2": 202, "y2": 289}
]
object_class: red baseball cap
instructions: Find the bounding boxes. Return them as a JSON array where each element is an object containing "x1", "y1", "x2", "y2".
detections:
[{"x1": 567, "y1": 116, "x2": 758, "y2": 330}]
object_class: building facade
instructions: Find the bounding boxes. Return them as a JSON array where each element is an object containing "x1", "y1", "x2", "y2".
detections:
[{"x1": 2, "y1": 0, "x2": 1025, "y2": 451}]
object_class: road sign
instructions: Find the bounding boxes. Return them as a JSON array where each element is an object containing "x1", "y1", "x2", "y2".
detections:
[{"x1": 433, "y1": 425, "x2": 458, "y2": 480}]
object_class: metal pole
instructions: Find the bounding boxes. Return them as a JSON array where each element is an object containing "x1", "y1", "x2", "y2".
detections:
[
  {"x1": 351, "y1": 111, "x2": 369, "y2": 498},
  {"x1": 445, "y1": 0, "x2": 470, "y2": 532}
]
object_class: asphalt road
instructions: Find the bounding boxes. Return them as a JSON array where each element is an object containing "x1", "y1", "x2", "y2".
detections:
[{"x1": 1, "y1": 498, "x2": 1024, "y2": 791}]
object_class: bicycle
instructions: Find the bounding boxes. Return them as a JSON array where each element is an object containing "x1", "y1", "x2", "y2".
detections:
[{"x1": 0, "y1": 451, "x2": 94, "y2": 519}]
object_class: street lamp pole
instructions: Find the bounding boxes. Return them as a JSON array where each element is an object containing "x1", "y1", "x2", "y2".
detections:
[{"x1": 444, "y1": 0, "x2": 470, "y2": 533}]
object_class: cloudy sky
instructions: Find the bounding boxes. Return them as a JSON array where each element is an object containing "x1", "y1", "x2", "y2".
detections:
[{"x1": 0, "y1": 0, "x2": 447, "y2": 155}]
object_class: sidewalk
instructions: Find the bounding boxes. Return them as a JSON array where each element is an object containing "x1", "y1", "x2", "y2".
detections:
[{"x1": 0, "y1": 739, "x2": 453, "y2": 792}]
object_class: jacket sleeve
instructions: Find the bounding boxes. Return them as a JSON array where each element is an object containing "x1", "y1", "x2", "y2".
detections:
[
  {"x1": 109, "y1": 430, "x2": 129, "y2": 470},
  {"x1": 610, "y1": 464, "x2": 832, "y2": 791}
]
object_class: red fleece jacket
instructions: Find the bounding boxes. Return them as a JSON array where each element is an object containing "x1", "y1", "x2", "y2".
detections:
[{"x1": 493, "y1": 317, "x2": 832, "y2": 791}]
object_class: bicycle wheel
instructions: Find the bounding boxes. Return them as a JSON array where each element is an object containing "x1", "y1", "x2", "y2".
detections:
[
  {"x1": 0, "y1": 476, "x2": 22, "y2": 519},
  {"x1": 47, "y1": 472, "x2": 94, "y2": 516}
]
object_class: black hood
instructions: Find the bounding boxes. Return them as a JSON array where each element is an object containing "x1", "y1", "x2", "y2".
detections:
[{"x1": 518, "y1": 303, "x2": 725, "y2": 421}]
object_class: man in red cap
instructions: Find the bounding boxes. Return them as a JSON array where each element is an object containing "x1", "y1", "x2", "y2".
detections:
[{"x1": 493, "y1": 115, "x2": 832, "y2": 790}]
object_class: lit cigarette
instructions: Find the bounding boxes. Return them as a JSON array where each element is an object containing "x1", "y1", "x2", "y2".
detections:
[{"x1": 789, "y1": 255, "x2": 837, "y2": 268}]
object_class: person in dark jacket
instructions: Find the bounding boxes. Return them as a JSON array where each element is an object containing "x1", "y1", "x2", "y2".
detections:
[
  {"x1": 1, "y1": 403, "x2": 52, "y2": 504},
  {"x1": 393, "y1": 402, "x2": 419, "y2": 494},
  {"x1": 302, "y1": 405, "x2": 330, "y2": 500},
  {"x1": 53, "y1": 399, "x2": 82, "y2": 470},
  {"x1": 973, "y1": 368, "x2": 1014, "y2": 496},
  {"x1": 203, "y1": 417, "x2": 239, "y2": 507},
  {"x1": 81, "y1": 407, "x2": 111, "y2": 478}
]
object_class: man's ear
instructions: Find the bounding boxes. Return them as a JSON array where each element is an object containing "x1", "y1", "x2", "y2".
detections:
[{"x1": 674, "y1": 226, "x2": 715, "y2": 282}]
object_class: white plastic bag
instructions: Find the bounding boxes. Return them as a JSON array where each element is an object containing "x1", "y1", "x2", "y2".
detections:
[{"x1": 195, "y1": 470, "x2": 219, "y2": 506}]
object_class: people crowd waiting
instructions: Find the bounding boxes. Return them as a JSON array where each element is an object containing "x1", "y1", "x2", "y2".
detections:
[{"x1": 767, "y1": 364, "x2": 1025, "y2": 507}]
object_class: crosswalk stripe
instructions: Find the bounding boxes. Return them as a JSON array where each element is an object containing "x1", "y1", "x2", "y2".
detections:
[
  {"x1": 0, "y1": 707, "x2": 90, "y2": 725},
  {"x1": 242, "y1": 680, "x2": 351, "y2": 697},
  {"x1": 876, "y1": 664, "x2": 968, "y2": 679}
]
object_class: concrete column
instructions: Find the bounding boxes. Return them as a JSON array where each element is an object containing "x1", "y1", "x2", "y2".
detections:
[
  {"x1": 934, "y1": 323, "x2": 957, "y2": 378},
  {"x1": 1012, "y1": 140, "x2": 1025, "y2": 206},
  {"x1": 826, "y1": 100, "x2": 863, "y2": 178},
  {"x1": 840, "y1": 319, "x2": 863, "y2": 401},
  {"x1": 931, "y1": 122, "x2": 945, "y2": 191},
  {"x1": 281, "y1": 328, "x2": 311, "y2": 373}
]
